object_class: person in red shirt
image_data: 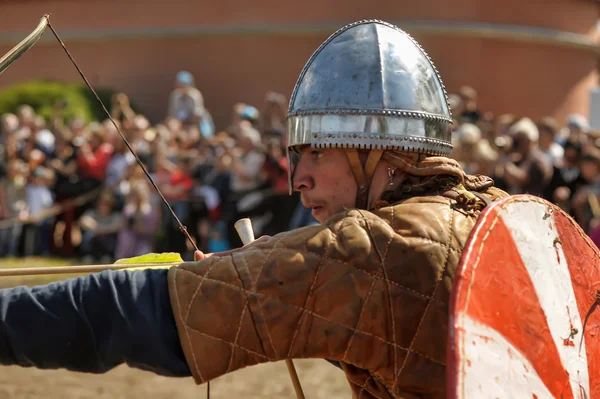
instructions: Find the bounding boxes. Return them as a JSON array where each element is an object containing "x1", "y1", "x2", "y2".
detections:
[
  {"x1": 165, "y1": 159, "x2": 194, "y2": 203},
  {"x1": 77, "y1": 124, "x2": 114, "y2": 187},
  {"x1": 160, "y1": 156, "x2": 194, "y2": 254},
  {"x1": 262, "y1": 134, "x2": 300, "y2": 235}
]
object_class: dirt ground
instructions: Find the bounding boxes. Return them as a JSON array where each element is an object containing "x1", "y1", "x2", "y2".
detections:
[
  {"x1": 0, "y1": 360, "x2": 352, "y2": 398},
  {"x1": 0, "y1": 258, "x2": 352, "y2": 398}
]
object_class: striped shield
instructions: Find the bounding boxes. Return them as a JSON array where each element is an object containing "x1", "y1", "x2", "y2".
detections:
[{"x1": 448, "y1": 194, "x2": 600, "y2": 399}]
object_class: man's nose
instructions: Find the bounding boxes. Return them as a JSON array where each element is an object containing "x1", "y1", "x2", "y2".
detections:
[{"x1": 292, "y1": 157, "x2": 314, "y2": 192}]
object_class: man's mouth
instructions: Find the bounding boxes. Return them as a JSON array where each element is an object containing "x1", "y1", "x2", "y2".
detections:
[
  {"x1": 305, "y1": 203, "x2": 323, "y2": 210},
  {"x1": 308, "y1": 205, "x2": 324, "y2": 218}
]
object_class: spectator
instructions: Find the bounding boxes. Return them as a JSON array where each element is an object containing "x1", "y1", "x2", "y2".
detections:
[
  {"x1": 22, "y1": 166, "x2": 55, "y2": 257},
  {"x1": 230, "y1": 124, "x2": 267, "y2": 194},
  {"x1": 495, "y1": 114, "x2": 517, "y2": 139},
  {"x1": 537, "y1": 116, "x2": 564, "y2": 165},
  {"x1": 167, "y1": 70, "x2": 215, "y2": 139},
  {"x1": 453, "y1": 123, "x2": 482, "y2": 174},
  {"x1": 570, "y1": 149, "x2": 600, "y2": 232},
  {"x1": 15, "y1": 105, "x2": 36, "y2": 134},
  {"x1": 0, "y1": 160, "x2": 27, "y2": 257},
  {"x1": 105, "y1": 132, "x2": 135, "y2": 191},
  {"x1": 110, "y1": 92, "x2": 136, "y2": 124},
  {"x1": 115, "y1": 181, "x2": 159, "y2": 259},
  {"x1": 563, "y1": 113, "x2": 590, "y2": 146},
  {"x1": 262, "y1": 135, "x2": 299, "y2": 236},
  {"x1": 189, "y1": 161, "x2": 223, "y2": 251},
  {"x1": 261, "y1": 91, "x2": 287, "y2": 133},
  {"x1": 458, "y1": 86, "x2": 482, "y2": 124},
  {"x1": 207, "y1": 221, "x2": 229, "y2": 253},
  {"x1": 448, "y1": 94, "x2": 464, "y2": 119},
  {"x1": 544, "y1": 139, "x2": 587, "y2": 212},
  {"x1": 33, "y1": 116, "x2": 55, "y2": 157},
  {"x1": 498, "y1": 117, "x2": 553, "y2": 197},
  {"x1": 78, "y1": 191, "x2": 122, "y2": 263},
  {"x1": 48, "y1": 135, "x2": 79, "y2": 257},
  {"x1": 76, "y1": 123, "x2": 114, "y2": 192},
  {"x1": 227, "y1": 103, "x2": 260, "y2": 138},
  {"x1": 160, "y1": 155, "x2": 194, "y2": 254},
  {"x1": 0, "y1": 113, "x2": 19, "y2": 175},
  {"x1": 226, "y1": 124, "x2": 268, "y2": 246}
]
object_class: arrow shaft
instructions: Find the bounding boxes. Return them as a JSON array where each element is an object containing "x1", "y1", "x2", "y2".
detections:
[{"x1": 0, "y1": 261, "x2": 196, "y2": 277}]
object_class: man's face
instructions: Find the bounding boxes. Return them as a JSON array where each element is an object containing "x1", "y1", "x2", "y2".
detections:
[
  {"x1": 564, "y1": 147, "x2": 579, "y2": 165},
  {"x1": 17, "y1": 109, "x2": 34, "y2": 127},
  {"x1": 292, "y1": 146, "x2": 357, "y2": 222},
  {"x1": 580, "y1": 160, "x2": 599, "y2": 182},
  {"x1": 513, "y1": 132, "x2": 532, "y2": 155},
  {"x1": 89, "y1": 137, "x2": 101, "y2": 150},
  {"x1": 97, "y1": 200, "x2": 111, "y2": 217},
  {"x1": 1, "y1": 114, "x2": 18, "y2": 134},
  {"x1": 539, "y1": 128, "x2": 553, "y2": 148}
]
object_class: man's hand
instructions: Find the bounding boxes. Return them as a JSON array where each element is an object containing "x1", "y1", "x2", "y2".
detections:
[
  {"x1": 17, "y1": 210, "x2": 29, "y2": 222},
  {"x1": 193, "y1": 250, "x2": 209, "y2": 261},
  {"x1": 193, "y1": 235, "x2": 271, "y2": 262}
]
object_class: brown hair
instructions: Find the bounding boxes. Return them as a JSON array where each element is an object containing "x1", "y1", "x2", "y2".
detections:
[
  {"x1": 537, "y1": 116, "x2": 559, "y2": 137},
  {"x1": 380, "y1": 174, "x2": 460, "y2": 203}
]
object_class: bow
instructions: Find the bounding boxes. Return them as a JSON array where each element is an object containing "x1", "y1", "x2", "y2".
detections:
[
  {"x1": 1, "y1": 15, "x2": 198, "y2": 251},
  {"x1": 0, "y1": 16, "x2": 48, "y2": 75},
  {"x1": 0, "y1": 14, "x2": 305, "y2": 399}
]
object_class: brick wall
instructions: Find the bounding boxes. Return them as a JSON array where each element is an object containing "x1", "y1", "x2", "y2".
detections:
[{"x1": 0, "y1": 0, "x2": 598, "y2": 127}]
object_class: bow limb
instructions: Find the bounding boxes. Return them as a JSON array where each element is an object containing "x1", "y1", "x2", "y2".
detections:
[{"x1": 0, "y1": 15, "x2": 49, "y2": 75}]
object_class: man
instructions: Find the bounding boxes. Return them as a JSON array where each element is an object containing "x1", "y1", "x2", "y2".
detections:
[
  {"x1": 76, "y1": 122, "x2": 115, "y2": 191},
  {"x1": 0, "y1": 20, "x2": 507, "y2": 398},
  {"x1": 167, "y1": 70, "x2": 215, "y2": 139},
  {"x1": 78, "y1": 191, "x2": 123, "y2": 263},
  {"x1": 456, "y1": 86, "x2": 481, "y2": 124},
  {"x1": 537, "y1": 116, "x2": 564, "y2": 166},
  {"x1": 498, "y1": 117, "x2": 553, "y2": 198}
]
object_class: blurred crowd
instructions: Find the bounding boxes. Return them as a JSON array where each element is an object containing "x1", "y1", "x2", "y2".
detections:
[
  {"x1": 450, "y1": 86, "x2": 600, "y2": 246},
  {"x1": 2, "y1": 76, "x2": 600, "y2": 262},
  {"x1": 0, "y1": 71, "x2": 310, "y2": 262}
]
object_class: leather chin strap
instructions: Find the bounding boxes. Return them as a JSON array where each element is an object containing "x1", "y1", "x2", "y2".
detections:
[{"x1": 345, "y1": 148, "x2": 384, "y2": 209}]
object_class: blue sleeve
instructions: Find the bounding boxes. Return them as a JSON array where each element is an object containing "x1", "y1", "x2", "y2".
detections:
[{"x1": 0, "y1": 268, "x2": 191, "y2": 377}]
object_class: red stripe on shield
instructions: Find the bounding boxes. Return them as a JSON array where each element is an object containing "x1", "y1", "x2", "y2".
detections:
[
  {"x1": 462, "y1": 216, "x2": 573, "y2": 399},
  {"x1": 554, "y1": 211, "x2": 600, "y2": 398}
]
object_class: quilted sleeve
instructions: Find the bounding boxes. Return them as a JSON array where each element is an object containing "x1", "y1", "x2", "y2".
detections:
[{"x1": 167, "y1": 209, "x2": 396, "y2": 386}]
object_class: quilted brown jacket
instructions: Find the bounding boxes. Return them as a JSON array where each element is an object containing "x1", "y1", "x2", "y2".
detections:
[{"x1": 168, "y1": 176, "x2": 508, "y2": 398}]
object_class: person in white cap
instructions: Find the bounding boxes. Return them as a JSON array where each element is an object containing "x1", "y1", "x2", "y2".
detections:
[
  {"x1": 499, "y1": 117, "x2": 553, "y2": 197},
  {"x1": 167, "y1": 70, "x2": 215, "y2": 138}
]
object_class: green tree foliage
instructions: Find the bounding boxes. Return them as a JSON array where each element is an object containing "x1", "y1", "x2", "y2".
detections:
[{"x1": 0, "y1": 79, "x2": 138, "y2": 123}]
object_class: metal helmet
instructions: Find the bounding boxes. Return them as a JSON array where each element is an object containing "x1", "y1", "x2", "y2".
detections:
[
  {"x1": 286, "y1": 19, "x2": 453, "y2": 202},
  {"x1": 287, "y1": 19, "x2": 452, "y2": 151}
]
